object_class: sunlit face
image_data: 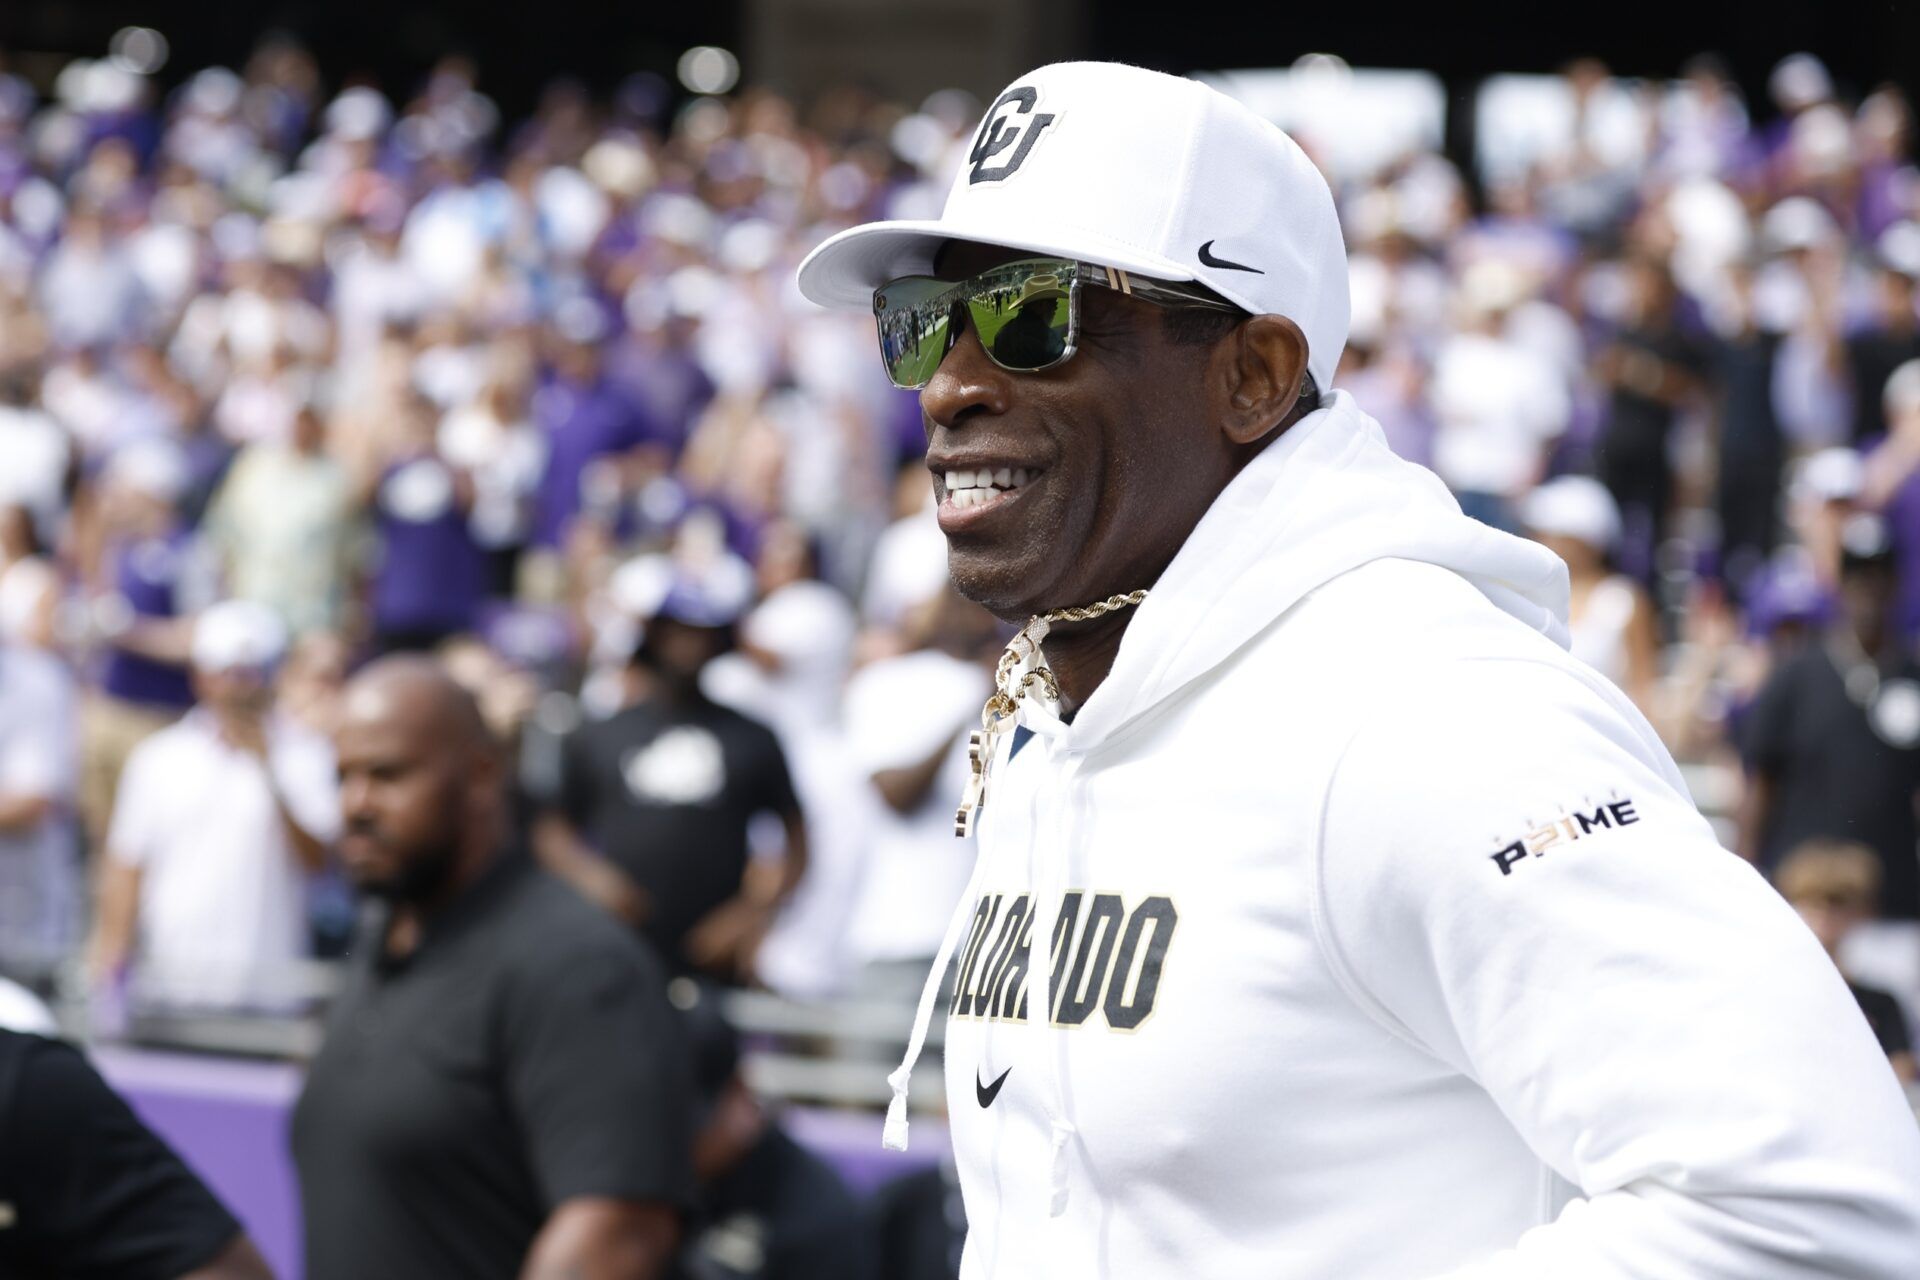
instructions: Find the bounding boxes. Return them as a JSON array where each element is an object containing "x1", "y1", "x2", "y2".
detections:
[{"x1": 916, "y1": 241, "x2": 1236, "y2": 620}]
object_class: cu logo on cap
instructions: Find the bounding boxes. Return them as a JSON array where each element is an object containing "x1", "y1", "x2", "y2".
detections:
[{"x1": 969, "y1": 87, "x2": 1058, "y2": 185}]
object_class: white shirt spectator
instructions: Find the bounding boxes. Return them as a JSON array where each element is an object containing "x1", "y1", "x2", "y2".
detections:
[
  {"x1": 413, "y1": 338, "x2": 489, "y2": 410},
  {"x1": 707, "y1": 581, "x2": 876, "y2": 998},
  {"x1": 39, "y1": 355, "x2": 129, "y2": 459},
  {"x1": 0, "y1": 645, "x2": 79, "y2": 969},
  {"x1": 329, "y1": 236, "x2": 423, "y2": 374},
  {"x1": 0, "y1": 404, "x2": 71, "y2": 537},
  {"x1": 439, "y1": 398, "x2": 546, "y2": 548},
  {"x1": 106, "y1": 709, "x2": 339, "y2": 1009},
  {"x1": 1429, "y1": 330, "x2": 1571, "y2": 497},
  {"x1": 37, "y1": 230, "x2": 144, "y2": 349},
  {"x1": 841, "y1": 648, "x2": 987, "y2": 966},
  {"x1": 861, "y1": 498, "x2": 949, "y2": 627},
  {"x1": 402, "y1": 186, "x2": 498, "y2": 304}
]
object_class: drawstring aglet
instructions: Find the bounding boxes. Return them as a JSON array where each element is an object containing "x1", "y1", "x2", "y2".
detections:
[{"x1": 882, "y1": 1067, "x2": 913, "y2": 1151}]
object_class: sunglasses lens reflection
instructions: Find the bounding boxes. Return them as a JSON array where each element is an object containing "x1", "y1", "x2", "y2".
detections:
[{"x1": 874, "y1": 261, "x2": 1075, "y2": 388}]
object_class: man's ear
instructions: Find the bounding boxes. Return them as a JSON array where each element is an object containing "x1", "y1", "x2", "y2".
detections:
[{"x1": 1215, "y1": 315, "x2": 1309, "y2": 447}]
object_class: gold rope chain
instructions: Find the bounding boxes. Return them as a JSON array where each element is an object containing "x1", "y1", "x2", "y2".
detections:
[
  {"x1": 954, "y1": 588, "x2": 1150, "y2": 837},
  {"x1": 1038, "y1": 589, "x2": 1151, "y2": 627}
]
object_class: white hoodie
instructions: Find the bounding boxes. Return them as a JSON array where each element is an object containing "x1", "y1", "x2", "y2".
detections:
[{"x1": 886, "y1": 391, "x2": 1920, "y2": 1278}]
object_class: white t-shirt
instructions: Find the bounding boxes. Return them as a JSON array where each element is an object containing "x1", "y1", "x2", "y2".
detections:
[
  {"x1": 0, "y1": 406, "x2": 71, "y2": 533},
  {"x1": 1569, "y1": 574, "x2": 1639, "y2": 690},
  {"x1": 861, "y1": 504, "x2": 950, "y2": 627},
  {"x1": 1429, "y1": 331, "x2": 1570, "y2": 497},
  {"x1": 842, "y1": 649, "x2": 988, "y2": 965},
  {"x1": 108, "y1": 710, "x2": 340, "y2": 1010},
  {"x1": 0, "y1": 646, "x2": 78, "y2": 965},
  {"x1": 438, "y1": 404, "x2": 547, "y2": 548}
]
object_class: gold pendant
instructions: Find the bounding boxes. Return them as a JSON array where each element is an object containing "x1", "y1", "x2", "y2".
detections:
[
  {"x1": 954, "y1": 729, "x2": 993, "y2": 838},
  {"x1": 951, "y1": 589, "x2": 1148, "y2": 840}
]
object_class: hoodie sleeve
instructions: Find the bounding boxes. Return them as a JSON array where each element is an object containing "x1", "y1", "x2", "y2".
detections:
[{"x1": 1317, "y1": 656, "x2": 1920, "y2": 1280}]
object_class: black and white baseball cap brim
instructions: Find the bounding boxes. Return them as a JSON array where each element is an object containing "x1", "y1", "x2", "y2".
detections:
[{"x1": 796, "y1": 61, "x2": 1351, "y2": 391}]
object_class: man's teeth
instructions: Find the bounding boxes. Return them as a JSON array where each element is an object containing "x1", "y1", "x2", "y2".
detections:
[{"x1": 944, "y1": 467, "x2": 1034, "y2": 509}]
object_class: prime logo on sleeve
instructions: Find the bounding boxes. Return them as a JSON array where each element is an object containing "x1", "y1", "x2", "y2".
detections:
[{"x1": 1489, "y1": 797, "x2": 1640, "y2": 877}]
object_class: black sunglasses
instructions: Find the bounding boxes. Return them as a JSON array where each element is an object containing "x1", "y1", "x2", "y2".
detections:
[{"x1": 872, "y1": 256, "x2": 1247, "y2": 389}]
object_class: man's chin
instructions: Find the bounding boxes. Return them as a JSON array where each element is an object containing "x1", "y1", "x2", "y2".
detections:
[
  {"x1": 945, "y1": 545, "x2": 1059, "y2": 623},
  {"x1": 341, "y1": 852, "x2": 407, "y2": 900},
  {"x1": 346, "y1": 869, "x2": 406, "y2": 901}
]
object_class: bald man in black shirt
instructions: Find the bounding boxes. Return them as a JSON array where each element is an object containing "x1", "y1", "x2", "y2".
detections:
[{"x1": 294, "y1": 657, "x2": 695, "y2": 1280}]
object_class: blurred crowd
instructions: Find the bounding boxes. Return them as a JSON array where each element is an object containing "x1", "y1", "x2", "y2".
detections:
[{"x1": 0, "y1": 38, "x2": 1915, "y2": 1089}]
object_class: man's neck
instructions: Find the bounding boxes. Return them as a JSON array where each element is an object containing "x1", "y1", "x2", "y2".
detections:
[
  {"x1": 1040, "y1": 609, "x2": 1136, "y2": 716},
  {"x1": 1026, "y1": 410, "x2": 1307, "y2": 715},
  {"x1": 655, "y1": 678, "x2": 708, "y2": 710}
]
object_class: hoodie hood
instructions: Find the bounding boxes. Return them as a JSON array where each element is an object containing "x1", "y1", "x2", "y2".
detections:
[{"x1": 1060, "y1": 389, "x2": 1570, "y2": 751}]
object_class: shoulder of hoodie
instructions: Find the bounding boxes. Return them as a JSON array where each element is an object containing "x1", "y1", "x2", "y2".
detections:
[
  {"x1": 1256, "y1": 557, "x2": 1677, "y2": 783},
  {"x1": 1250, "y1": 557, "x2": 1572, "y2": 690}
]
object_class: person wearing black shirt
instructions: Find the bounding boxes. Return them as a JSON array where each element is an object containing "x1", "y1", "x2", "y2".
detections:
[
  {"x1": 1711, "y1": 265, "x2": 1786, "y2": 596},
  {"x1": 672, "y1": 983, "x2": 875, "y2": 1280},
  {"x1": 1742, "y1": 517, "x2": 1920, "y2": 920},
  {"x1": 293, "y1": 657, "x2": 694, "y2": 1280},
  {"x1": 537, "y1": 555, "x2": 807, "y2": 980},
  {"x1": 0, "y1": 1030, "x2": 272, "y2": 1279},
  {"x1": 1593, "y1": 257, "x2": 1703, "y2": 583},
  {"x1": 1847, "y1": 256, "x2": 1920, "y2": 446},
  {"x1": 868, "y1": 1161, "x2": 966, "y2": 1280}
]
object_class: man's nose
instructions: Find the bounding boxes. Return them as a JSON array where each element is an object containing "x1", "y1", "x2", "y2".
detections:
[
  {"x1": 919, "y1": 319, "x2": 1012, "y2": 433},
  {"x1": 339, "y1": 774, "x2": 375, "y2": 819}
]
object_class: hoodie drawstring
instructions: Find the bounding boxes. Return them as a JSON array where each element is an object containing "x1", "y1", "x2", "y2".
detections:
[
  {"x1": 884, "y1": 847, "x2": 988, "y2": 1152},
  {"x1": 898, "y1": 589, "x2": 1147, "y2": 1209}
]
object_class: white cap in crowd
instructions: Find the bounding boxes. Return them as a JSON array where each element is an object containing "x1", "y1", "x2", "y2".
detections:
[
  {"x1": 799, "y1": 61, "x2": 1351, "y2": 390},
  {"x1": 104, "y1": 437, "x2": 191, "y2": 505},
  {"x1": 1760, "y1": 196, "x2": 1839, "y2": 254},
  {"x1": 1884, "y1": 358, "x2": 1920, "y2": 421},
  {"x1": 1520, "y1": 475, "x2": 1622, "y2": 551},
  {"x1": 610, "y1": 552, "x2": 757, "y2": 629},
  {"x1": 1793, "y1": 447, "x2": 1866, "y2": 506},
  {"x1": 192, "y1": 599, "x2": 289, "y2": 673},
  {"x1": 1878, "y1": 221, "x2": 1920, "y2": 280}
]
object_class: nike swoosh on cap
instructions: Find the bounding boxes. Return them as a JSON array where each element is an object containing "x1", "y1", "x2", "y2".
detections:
[
  {"x1": 976, "y1": 1064, "x2": 1012, "y2": 1107},
  {"x1": 1198, "y1": 240, "x2": 1264, "y2": 274}
]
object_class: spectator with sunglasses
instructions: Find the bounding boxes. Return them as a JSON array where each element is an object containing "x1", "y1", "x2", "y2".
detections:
[{"x1": 799, "y1": 60, "x2": 1920, "y2": 1280}]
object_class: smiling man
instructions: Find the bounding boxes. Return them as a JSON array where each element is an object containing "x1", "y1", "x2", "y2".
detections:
[{"x1": 797, "y1": 62, "x2": 1920, "y2": 1279}]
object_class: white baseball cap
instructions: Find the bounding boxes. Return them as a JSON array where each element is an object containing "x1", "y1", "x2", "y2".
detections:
[
  {"x1": 192, "y1": 599, "x2": 288, "y2": 673},
  {"x1": 797, "y1": 61, "x2": 1350, "y2": 390},
  {"x1": 1520, "y1": 475, "x2": 1621, "y2": 551},
  {"x1": 105, "y1": 437, "x2": 190, "y2": 504},
  {"x1": 1792, "y1": 447, "x2": 1865, "y2": 505}
]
